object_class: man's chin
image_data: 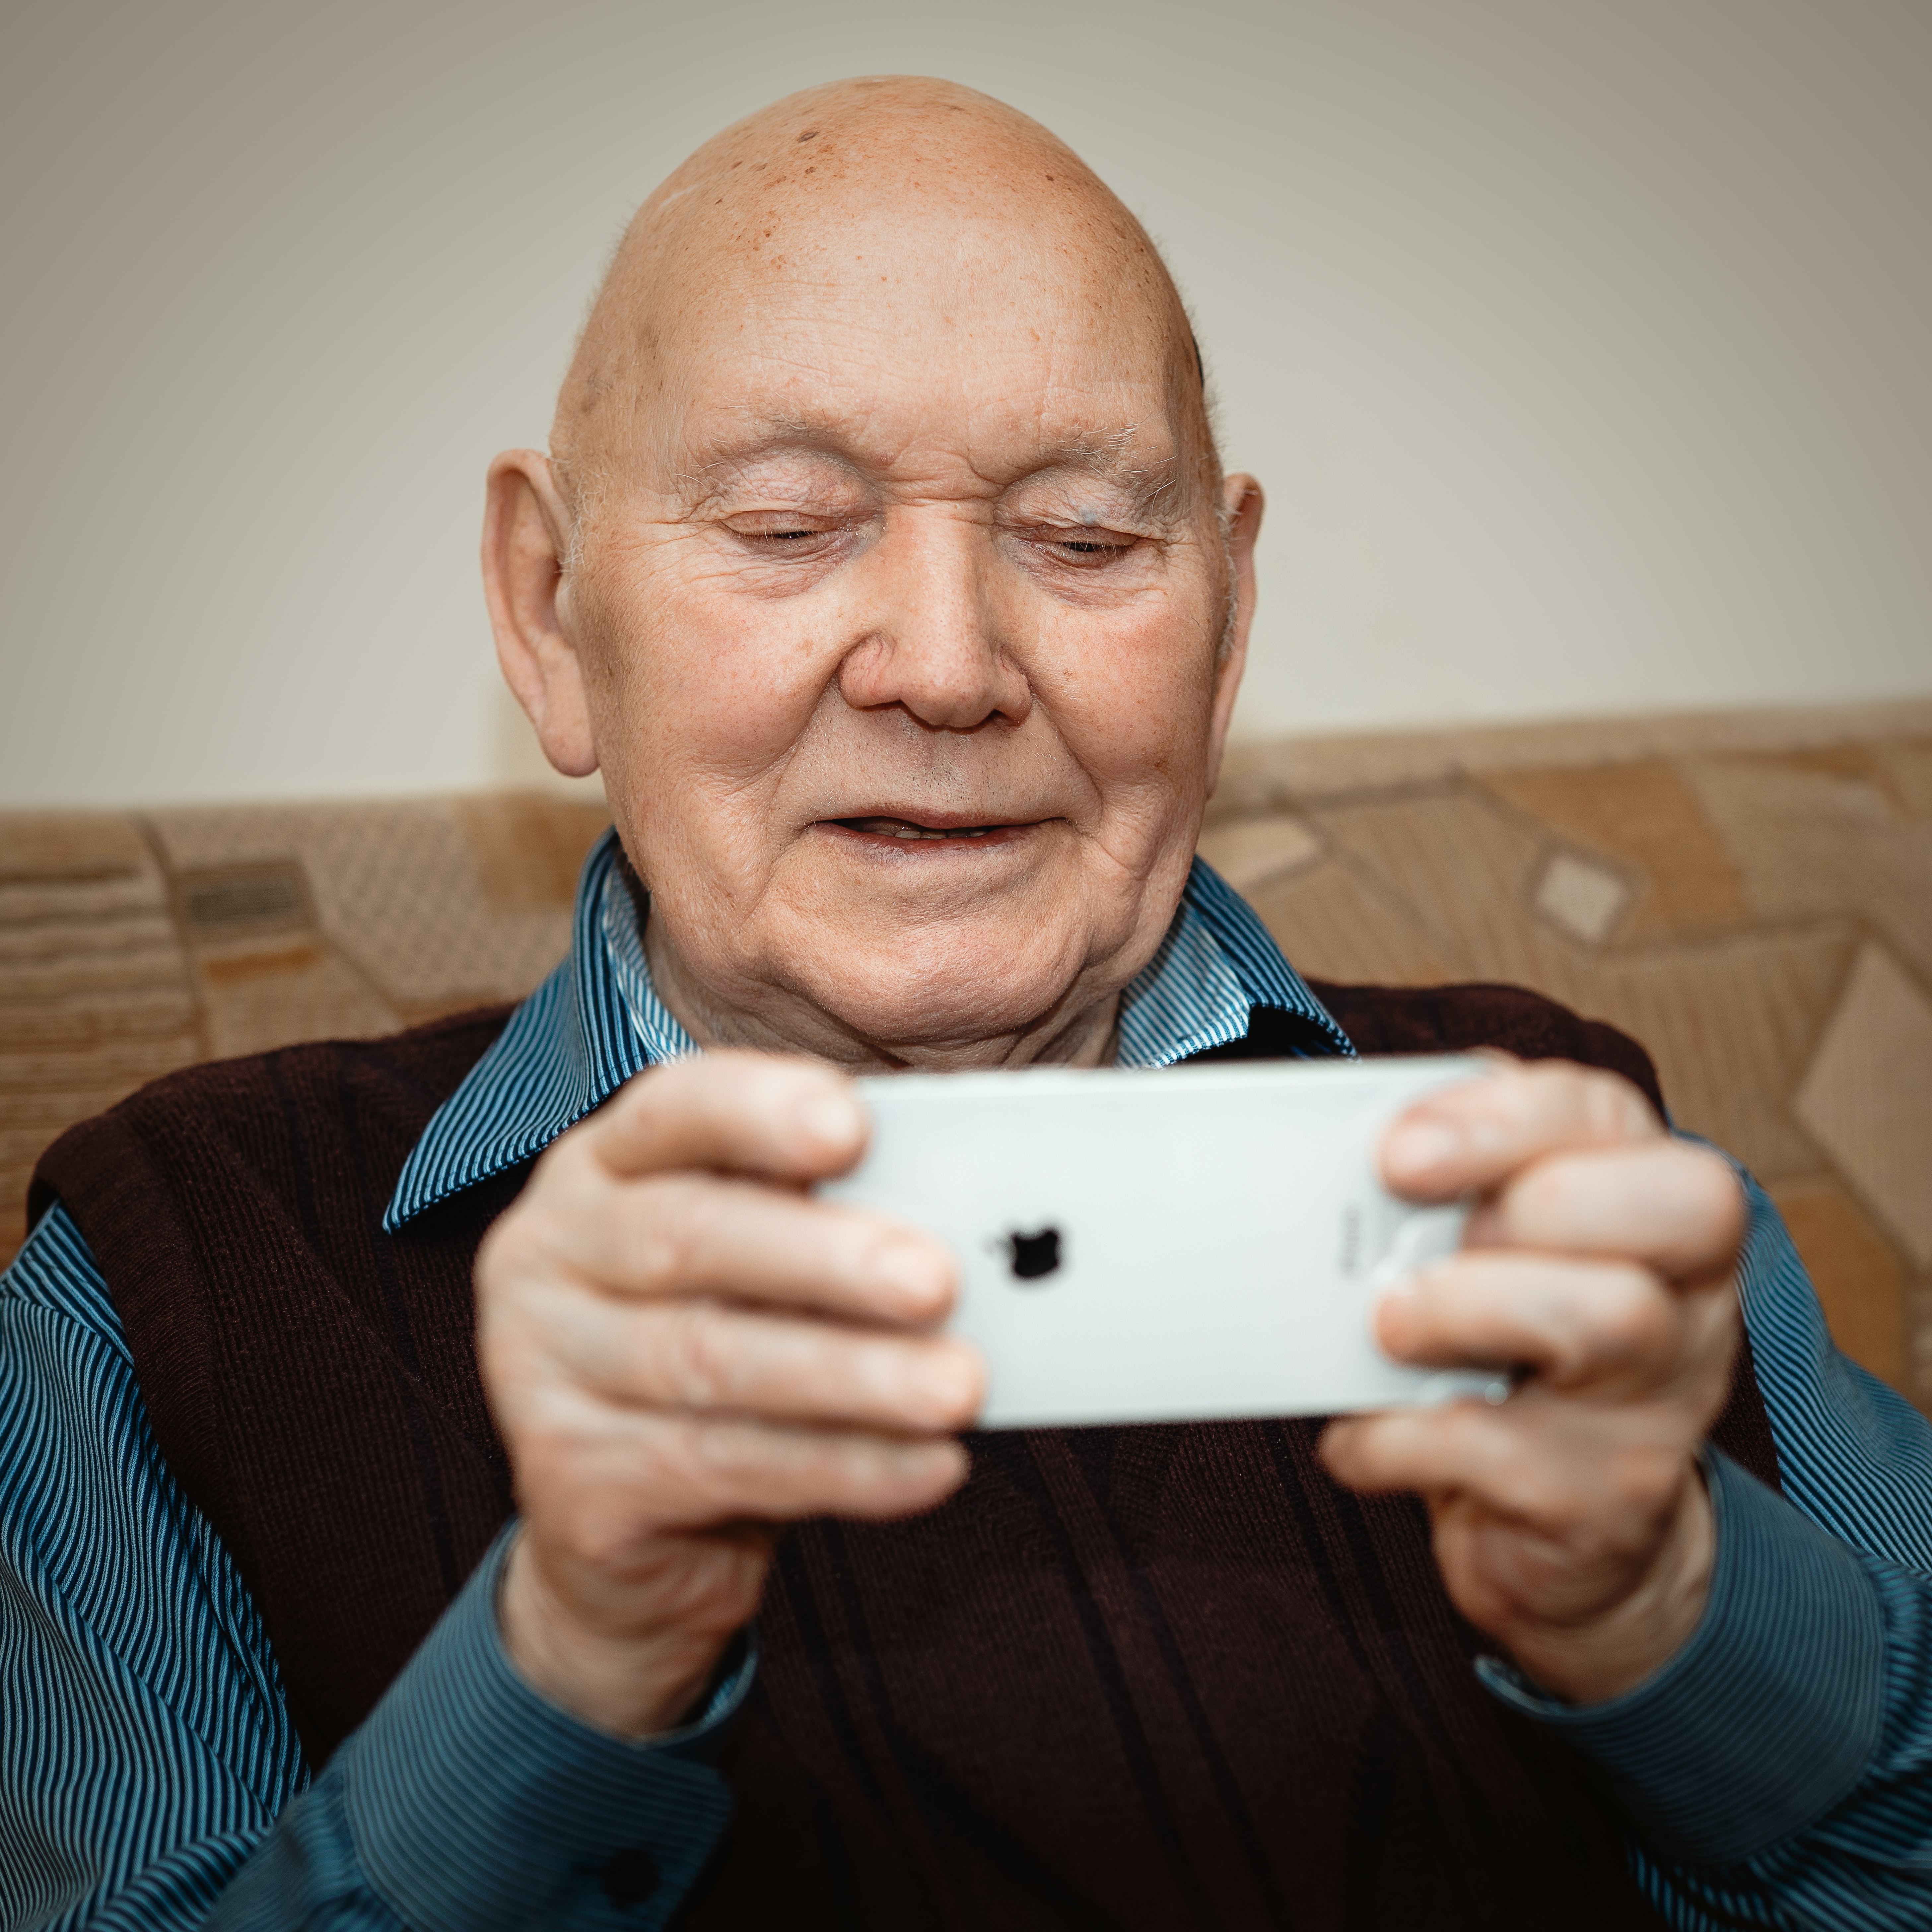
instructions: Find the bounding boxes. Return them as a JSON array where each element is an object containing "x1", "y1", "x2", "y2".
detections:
[
  {"x1": 772, "y1": 915, "x2": 1109, "y2": 1061},
  {"x1": 694, "y1": 838, "x2": 1171, "y2": 1061}
]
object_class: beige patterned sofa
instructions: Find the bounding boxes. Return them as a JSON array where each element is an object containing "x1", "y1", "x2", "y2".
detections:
[{"x1": 6, "y1": 701, "x2": 1929, "y2": 1407}]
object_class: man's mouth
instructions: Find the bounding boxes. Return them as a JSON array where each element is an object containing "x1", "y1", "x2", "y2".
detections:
[
  {"x1": 836, "y1": 816, "x2": 1003, "y2": 841},
  {"x1": 823, "y1": 814, "x2": 1037, "y2": 846}
]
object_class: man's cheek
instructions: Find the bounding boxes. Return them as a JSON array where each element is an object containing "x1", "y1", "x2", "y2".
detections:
[
  {"x1": 590, "y1": 599, "x2": 834, "y2": 771},
  {"x1": 1040, "y1": 614, "x2": 1218, "y2": 773}
]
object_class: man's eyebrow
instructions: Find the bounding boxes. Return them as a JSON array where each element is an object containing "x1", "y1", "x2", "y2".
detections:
[
  {"x1": 1018, "y1": 447, "x2": 1187, "y2": 524},
  {"x1": 673, "y1": 422, "x2": 1187, "y2": 520},
  {"x1": 670, "y1": 425, "x2": 863, "y2": 502}
]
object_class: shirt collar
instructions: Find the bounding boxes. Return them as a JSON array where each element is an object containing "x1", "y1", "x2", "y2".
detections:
[{"x1": 386, "y1": 829, "x2": 1351, "y2": 1230}]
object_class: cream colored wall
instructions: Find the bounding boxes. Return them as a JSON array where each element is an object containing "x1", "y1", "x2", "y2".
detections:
[{"x1": 2, "y1": 0, "x2": 1927, "y2": 807}]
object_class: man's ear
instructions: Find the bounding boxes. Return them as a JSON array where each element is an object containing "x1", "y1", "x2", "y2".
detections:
[
  {"x1": 1205, "y1": 473, "x2": 1263, "y2": 794},
  {"x1": 482, "y1": 450, "x2": 599, "y2": 778}
]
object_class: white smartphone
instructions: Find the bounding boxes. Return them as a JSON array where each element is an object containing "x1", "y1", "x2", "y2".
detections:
[{"x1": 819, "y1": 1055, "x2": 1508, "y2": 1429}]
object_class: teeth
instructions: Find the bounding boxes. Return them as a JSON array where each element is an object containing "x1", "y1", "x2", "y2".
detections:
[{"x1": 856, "y1": 818, "x2": 1000, "y2": 840}]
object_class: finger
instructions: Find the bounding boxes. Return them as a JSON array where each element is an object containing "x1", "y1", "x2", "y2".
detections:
[
  {"x1": 584, "y1": 1051, "x2": 867, "y2": 1183},
  {"x1": 1375, "y1": 1251, "x2": 1687, "y2": 1390},
  {"x1": 526, "y1": 1397, "x2": 971, "y2": 1530},
  {"x1": 542, "y1": 1295, "x2": 986, "y2": 1434},
  {"x1": 1469, "y1": 1140, "x2": 1745, "y2": 1281},
  {"x1": 1321, "y1": 1392, "x2": 1703, "y2": 1523},
  {"x1": 531, "y1": 1165, "x2": 954, "y2": 1325},
  {"x1": 1380, "y1": 1061, "x2": 1661, "y2": 1201}
]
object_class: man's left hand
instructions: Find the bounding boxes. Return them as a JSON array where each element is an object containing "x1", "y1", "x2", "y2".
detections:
[{"x1": 1321, "y1": 1059, "x2": 1745, "y2": 1705}]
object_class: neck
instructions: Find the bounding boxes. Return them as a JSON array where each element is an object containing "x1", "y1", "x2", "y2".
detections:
[{"x1": 640, "y1": 912, "x2": 1121, "y2": 1072}]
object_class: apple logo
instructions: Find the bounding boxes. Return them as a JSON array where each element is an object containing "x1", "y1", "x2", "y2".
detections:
[{"x1": 1005, "y1": 1226, "x2": 1063, "y2": 1281}]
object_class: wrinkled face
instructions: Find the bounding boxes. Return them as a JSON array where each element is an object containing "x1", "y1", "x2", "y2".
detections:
[{"x1": 559, "y1": 192, "x2": 1252, "y2": 1066}]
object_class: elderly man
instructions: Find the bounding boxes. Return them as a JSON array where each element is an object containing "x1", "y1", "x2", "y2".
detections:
[{"x1": 8, "y1": 76, "x2": 1932, "y2": 1932}]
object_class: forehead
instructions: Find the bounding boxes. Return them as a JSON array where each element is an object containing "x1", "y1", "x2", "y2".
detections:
[{"x1": 638, "y1": 198, "x2": 1194, "y2": 485}]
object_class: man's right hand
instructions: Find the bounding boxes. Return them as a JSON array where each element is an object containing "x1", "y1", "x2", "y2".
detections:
[{"x1": 475, "y1": 1052, "x2": 982, "y2": 1739}]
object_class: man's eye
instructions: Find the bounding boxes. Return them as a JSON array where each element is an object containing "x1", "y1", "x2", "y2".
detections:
[
  {"x1": 733, "y1": 523, "x2": 830, "y2": 548},
  {"x1": 1046, "y1": 531, "x2": 1136, "y2": 564}
]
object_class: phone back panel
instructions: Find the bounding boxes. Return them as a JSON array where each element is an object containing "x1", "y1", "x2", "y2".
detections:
[{"x1": 821, "y1": 1055, "x2": 1500, "y2": 1427}]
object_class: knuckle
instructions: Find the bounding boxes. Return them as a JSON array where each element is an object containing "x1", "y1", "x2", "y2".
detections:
[
  {"x1": 673, "y1": 1415, "x2": 809, "y2": 1514},
  {"x1": 475, "y1": 1211, "x2": 564, "y2": 1310},
  {"x1": 1579, "y1": 1073, "x2": 1624, "y2": 1138},
  {"x1": 1582, "y1": 1269, "x2": 1674, "y2": 1363},
  {"x1": 473, "y1": 1215, "x2": 523, "y2": 1291},
  {"x1": 473, "y1": 1293, "x2": 532, "y2": 1382},
  {"x1": 1523, "y1": 1061, "x2": 1654, "y2": 1144},
  {"x1": 1680, "y1": 1150, "x2": 1747, "y2": 1250},
  {"x1": 1588, "y1": 1068, "x2": 1655, "y2": 1139},
  {"x1": 1692, "y1": 1281, "x2": 1742, "y2": 1354},
  {"x1": 1441, "y1": 1407, "x2": 1553, "y2": 1510},
  {"x1": 656, "y1": 1300, "x2": 742, "y2": 1409},
  {"x1": 531, "y1": 1129, "x2": 599, "y2": 1204},
  {"x1": 1535, "y1": 1061, "x2": 1589, "y2": 1105},
  {"x1": 1513, "y1": 1155, "x2": 1585, "y2": 1227},
  {"x1": 506, "y1": 1390, "x2": 604, "y2": 1491},
  {"x1": 632, "y1": 1175, "x2": 711, "y2": 1292},
  {"x1": 1525, "y1": 1060, "x2": 1589, "y2": 1121},
  {"x1": 611, "y1": 1061, "x2": 682, "y2": 1128}
]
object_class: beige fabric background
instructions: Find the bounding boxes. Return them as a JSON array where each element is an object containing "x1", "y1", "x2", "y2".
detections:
[{"x1": 7, "y1": 701, "x2": 1930, "y2": 1409}]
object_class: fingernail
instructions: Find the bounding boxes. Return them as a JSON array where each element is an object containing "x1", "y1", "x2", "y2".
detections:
[
  {"x1": 1387, "y1": 1120, "x2": 1463, "y2": 1174},
  {"x1": 1371, "y1": 1283, "x2": 1417, "y2": 1356}
]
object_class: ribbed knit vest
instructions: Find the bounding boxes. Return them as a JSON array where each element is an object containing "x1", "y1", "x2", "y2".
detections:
[{"x1": 32, "y1": 982, "x2": 1781, "y2": 1931}]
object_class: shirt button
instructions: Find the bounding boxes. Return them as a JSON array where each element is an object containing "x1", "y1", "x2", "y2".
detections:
[{"x1": 599, "y1": 1847, "x2": 660, "y2": 1907}]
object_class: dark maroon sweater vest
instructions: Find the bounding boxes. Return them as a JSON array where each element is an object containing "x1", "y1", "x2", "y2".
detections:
[{"x1": 32, "y1": 983, "x2": 1781, "y2": 1930}]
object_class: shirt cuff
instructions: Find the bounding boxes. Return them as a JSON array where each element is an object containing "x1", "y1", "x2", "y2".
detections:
[
  {"x1": 337, "y1": 1524, "x2": 752, "y2": 1932},
  {"x1": 1476, "y1": 1448, "x2": 1884, "y2": 1865}
]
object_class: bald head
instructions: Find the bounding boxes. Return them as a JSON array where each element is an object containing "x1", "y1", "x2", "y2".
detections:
[
  {"x1": 553, "y1": 77, "x2": 1214, "y2": 511},
  {"x1": 485, "y1": 74, "x2": 1265, "y2": 1072}
]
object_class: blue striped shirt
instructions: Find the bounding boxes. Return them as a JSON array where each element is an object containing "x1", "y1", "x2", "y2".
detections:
[{"x1": 3, "y1": 840, "x2": 1931, "y2": 1928}]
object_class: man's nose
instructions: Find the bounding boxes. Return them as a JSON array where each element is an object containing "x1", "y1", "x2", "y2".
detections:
[{"x1": 835, "y1": 513, "x2": 1033, "y2": 731}]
